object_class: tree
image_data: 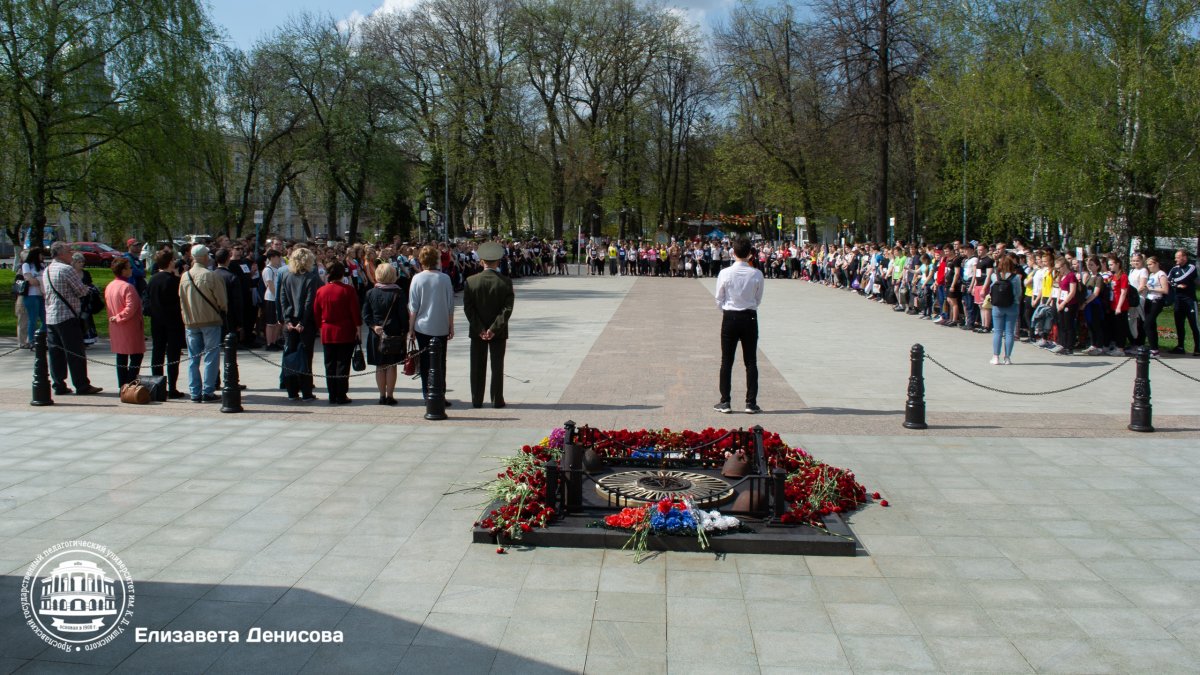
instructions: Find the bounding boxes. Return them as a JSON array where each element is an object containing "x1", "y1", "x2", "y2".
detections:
[{"x1": 0, "y1": 0, "x2": 214, "y2": 246}]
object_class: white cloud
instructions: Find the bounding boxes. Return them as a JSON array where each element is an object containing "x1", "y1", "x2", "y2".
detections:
[
  {"x1": 666, "y1": 0, "x2": 736, "y2": 30},
  {"x1": 374, "y1": 0, "x2": 423, "y2": 15}
]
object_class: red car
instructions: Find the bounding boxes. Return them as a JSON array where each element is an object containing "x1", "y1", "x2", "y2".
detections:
[{"x1": 70, "y1": 242, "x2": 120, "y2": 267}]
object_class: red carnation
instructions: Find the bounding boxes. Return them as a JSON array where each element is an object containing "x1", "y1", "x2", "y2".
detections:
[
  {"x1": 880, "y1": 500, "x2": 889, "y2": 507},
  {"x1": 872, "y1": 492, "x2": 881, "y2": 500}
]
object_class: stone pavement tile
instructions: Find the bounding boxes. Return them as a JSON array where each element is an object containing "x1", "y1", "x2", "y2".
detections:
[
  {"x1": 825, "y1": 603, "x2": 920, "y2": 636},
  {"x1": 872, "y1": 555, "x2": 956, "y2": 580},
  {"x1": 499, "y1": 618, "x2": 591, "y2": 658},
  {"x1": 334, "y1": 607, "x2": 421, "y2": 645},
  {"x1": 1011, "y1": 638, "x2": 1121, "y2": 674},
  {"x1": 887, "y1": 578, "x2": 976, "y2": 606},
  {"x1": 202, "y1": 574, "x2": 294, "y2": 604},
  {"x1": 324, "y1": 534, "x2": 408, "y2": 560},
  {"x1": 752, "y1": 630, "x2": 847, "y2": 669},
  {"x1": 1036, "y1": 581, "x2": 1133, "y2": 608},
  {"x1": 432, "y1": 585, "x2": 520, "y2": 618},
  {"x1": 304, "y1": 553, "x2": 390, "y2": 581},
  {"x1": 491, "y1": 650, "x2": 583, "y2": 674},
  {"x1": 452, "y1": 558, "x2": 532, "y2": 590},
  {"x1": 667, "y1": 620, "x2": 756, "y2": 666},
  {"x1": 297, "y1": 642, "x2": 407, "y2": 675},
  {"x1": 2, "y1": 662, "x2": 110, "y2": 674},
  {"x1": 413, "y1": 612, "x2": 508, "y2": 650},
  {"x1": 511, "y1": 589, "x2": 597, "y2": 623},
  {"x1": 814, "y1": 577, "x2": 899, "y2": 605},
  {"x1": 667, "y1": 597, "x2": 747, "y2": 627},
  {"x1": 739, "y1": 574, "x2": 816, "y2": 602},
  {"x1": 733, "y1": 554, "x2": 810, "y2": 576},
  {"x1": 947, "y1": 557, "x2": 1026, "y2": 581},
  {"x1": 804, "y1": 555, "x2": 881, "y2": 578},
  {"x1": 529, "y1": 546, "x2": 605, "y2": 568},
  {"x1": 280, "y1": 574, "x2": 372, "y2": 607},
  {"x1": 587, "y1": 620, "x2": 665, "y2": 662},
  {"x1": 233, "y1": 550, "x2": 323, "y2": 579},
  {"x1": 1084, "y1": 557, "x2": 1171, "y2": 581},
  {"x1": 399, "y1": 644, "x2": 497, "y2": 674},
  {"x1": 1104, "y1": 638, "x2": 1200, "y2": 672},
  {"x1": 983, "y1": 607, "x2": 1086, "y2": 639},
  {"x1": 1063, "y1": 607, "x2": 1173, "y2": 639},
  {"x1": 837, "y1": 634, "x2": 938, "y2": 672},
  {"x1": 524, "y1": 563, "x2": 602, "y2": 592},
  {"x1": 663, "y1": 552, "x2": 735, "y2": 571},
  {"x1": 1108, "y1": 579, "x2": 1200, "y2": 608},
  {"x1": 858, "y1": 534, "x2": 936, "y2": 557},
  {"x1": 598, "y1": 561, "x2": 667, "y2": 595},
  {"x1": 0, "y1": 658, "x2": 27, "y2": 675},
  {"x1": 906, "y1": 604, "x2": 1000, "y2": 637},
  {"x1": 1010, "y1": 558, "x2": 1100, "y2": 582},
  {"x1": 356, "y1": 579, "x2": 443, "y2": 617},
  {"x1": 925, "y1": 636, "x2": 1032, "y2": 672},
  {"x1": 583, "y1": 655, "x2": 667, "y2": 675},
  {"x1": 594, "y1": 592, "x2": 667, "y2": 624},
  {"x1": 967, "y1": 580, "x2": 1052, "y2": 608},
  {"x1": 206, "y1": 640, "x2": 320, "y2": 674},
  {"x1": 374, "y1": 556, "x2": 457, "y2": 586},
  {"x1": 666, "y1": 570, "x2": 743, "y2": 599}
]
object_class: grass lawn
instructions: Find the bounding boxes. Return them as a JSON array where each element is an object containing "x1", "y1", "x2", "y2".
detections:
[{"x1": 2, "y1": 267, "x2": 120, "y2": 339}]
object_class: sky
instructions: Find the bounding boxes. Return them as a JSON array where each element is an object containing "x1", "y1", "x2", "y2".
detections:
[{"x1": 206, "y1": 0, "x2": 736, "y2": 49}]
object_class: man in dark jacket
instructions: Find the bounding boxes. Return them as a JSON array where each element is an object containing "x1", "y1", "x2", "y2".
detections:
[
  {"x1": 145, "y1": 251, "x2": 187, "y2": 398},
  {"x1": 463, "y1": 242, "x2": 514, "y2": 408},
  {"x1": 214, "y1": 248, "x2": 243, "y2": 339}
]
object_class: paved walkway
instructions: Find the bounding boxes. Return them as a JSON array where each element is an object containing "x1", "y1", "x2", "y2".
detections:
[{"x1": 1, "y1": 274, "x2": 1199, "y2": 673}]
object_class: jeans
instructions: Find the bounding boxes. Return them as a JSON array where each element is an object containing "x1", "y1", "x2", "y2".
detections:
[
  {"x1": 115, "y1": 353, "x2": 144, "y2": 388},
  {"x1": 991, "y1": 305, "x2": 1018, "y2": 358},
  {"x1": 22, "y1": 295, "x2": 45, "y2": 341},
  {"x1": 185, "y1": 326, "x2": 222, "y2": 398},
  {"x1": 1084, "y1": 302, "x2": 1107, "y2": 348},
  {"x1": 962, "y1": 290, "x2": 977, "y2": 327},
  {"x1": 1173, "y1": 296, "x2": 1199, "y2": 352},
  {"x1": 936, "y1": 284, "x2": 947, "y2": 319},
  {"x1": 718, "y1": 310, "x2": 759, "y2": 406}
]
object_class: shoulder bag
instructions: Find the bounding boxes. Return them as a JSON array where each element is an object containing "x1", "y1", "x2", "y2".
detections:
[
  {"x1": 186, "y1": 269, "x2": 226, "y2": 325},
  {"x1": 44, "y1": 268, "x2": 81, "y2": 321},
  {"x1": 375, "y1": 293, "x2": 406, "y2": 356}
]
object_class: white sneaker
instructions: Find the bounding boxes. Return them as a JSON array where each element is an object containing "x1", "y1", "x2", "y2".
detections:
[
  {"x1": 1002, "y1": 357, "x2": 1012, "y2": 365},
  {"x1": 933, "y1": 316, "x2": 944, "y2": 324},
  {"x1": 990, "y1": 356, "x2": 1000, "y2": 365}
]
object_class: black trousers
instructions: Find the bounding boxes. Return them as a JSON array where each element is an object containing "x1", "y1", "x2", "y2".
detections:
[
  {"x1": 416, "y1": 331, "x2": 448, "y2": 401},
  {"x1": 470, "y1": 337, "x2": 507, "y2": 405},
  {"x1": 150, "y1": 317, "x2": 184, "y2": 393},
  {"x1": 115, "y1": 353, "x2": 144, "y2": 389},
  {"x1": 1174, "y1": 297, "x2": 1199, "y2": 351},
  {"x1": 323, "y1": 342, "x2": 354, "y2": 401},
  {"x1": 284, "y1": 330, "x2": 317, "y2": 397},
  {"x1": 47, "y1": 319, "x2": 92, "y2": 392},
  {"x1": 718, "y1": 310, "x2": 759, "y2": 406},
  {"x1": 1057, "y1": 306, "x2": 1078, "y2": 350}
]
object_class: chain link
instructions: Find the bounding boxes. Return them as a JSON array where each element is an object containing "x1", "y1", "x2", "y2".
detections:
[
  {"x1": 1151, "y1": 357, "x2": 1200, "y2": 385},
  {"x1": 0, "y1": 346, "x2": 25, "y2": 359},
  {"x1": 47, "y1": 343, "x2": 222, "y2": 369},
  {"x1": 924, "y1": 352, "x2": 1132, "y2": 396}
]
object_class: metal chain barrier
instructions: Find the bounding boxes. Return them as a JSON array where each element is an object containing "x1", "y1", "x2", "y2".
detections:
[
  {"x1": 924, "y1": 352, "x2": 1133, "y2": 396},
  {"x1": 242, "y1": 348, "x2": 399, "y2": 380},
  {"x1": 0, "y1": 346, "x2": 24, "y2": 359},
  {"x1": 47, "y1": 343, "x2": 221, "y2": 370},
  {"x1": 1152, "y1": 357, "x2": 1200, "y2": 385}
]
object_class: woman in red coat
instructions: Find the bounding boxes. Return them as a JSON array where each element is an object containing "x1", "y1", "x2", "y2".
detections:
[
  {"x1": 313, "y1": 262, "x2": 362, "y2": 404},
  {"x1": 105, "y1": 257, "x2": 146, "y2": 388}
]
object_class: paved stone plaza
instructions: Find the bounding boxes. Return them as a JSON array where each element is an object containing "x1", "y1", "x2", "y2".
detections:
[{"x1": 1, "y1": 274, "x2": 1199, "y2": 673}]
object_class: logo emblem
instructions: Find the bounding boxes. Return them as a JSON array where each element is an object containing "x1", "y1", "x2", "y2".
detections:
[{"x1": 20, "y1": 541, "x2": 134, "y2": 652}]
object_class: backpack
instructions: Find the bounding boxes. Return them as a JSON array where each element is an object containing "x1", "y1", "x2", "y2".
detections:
[{"x1": 990, "y1": 273, "x2": 1015, "y2": 308}]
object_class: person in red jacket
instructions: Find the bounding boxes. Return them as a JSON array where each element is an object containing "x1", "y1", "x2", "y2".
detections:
[{"x1": 313, "y1": 262, "x2": 362, "y2": 404}]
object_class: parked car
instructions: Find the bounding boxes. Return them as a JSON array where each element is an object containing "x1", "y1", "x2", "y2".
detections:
[{"x1": 69, "y1": 242, "x2": 120, "y2": 267}]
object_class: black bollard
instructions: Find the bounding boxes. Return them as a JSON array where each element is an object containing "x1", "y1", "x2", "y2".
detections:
[
  {"x1": 220, "y1": 332, "x2": 243, "y2": 413},
  {"x1": 563, "y1": 420, "x2": 576, "y2": 446},
  {"x1": 1128, "y1": 346, "x2": 1153, "y2": 432},
  {"x1": 903, "y1": 344, "x2": 928, "y2": 430},
  {"x1": 423, "y1": 335, "x2": 447, "y2": 420},
  {"x1": 30, "y1": 328, "x2": 53, "y2": 406},
  {"x1": 564, "y1": 438, "x2": 583, "y2": 514},
  {"x1": 771, "y1": 468, "x2": 788, "y2": 522},
  {"x1": 751, "y1": 425, "x2": 765, "y2": 473}
]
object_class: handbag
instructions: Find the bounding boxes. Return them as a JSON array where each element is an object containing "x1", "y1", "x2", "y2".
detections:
[
  {"x1": 375, "y1": 294, "x2": 406, "y2": 356},
  {"x1": 352, "y1": 343, "x2": 366, "y2": 372},
  {"x1": 402, "y1": 338, "x2": 419, "y2": 377},
  {"x1": 137, "y1": 375, "x2": 167, "y2": 403},
  {"x1": 13, "y1": 275, "x2": 27, "y2": 296},
  {"x1": 119, "y1": 381, "x2": 150, "y2": 404}
]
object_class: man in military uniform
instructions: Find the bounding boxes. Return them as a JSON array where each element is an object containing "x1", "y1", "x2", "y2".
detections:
[{"x1": 464, "y1": 242, "x2": 515, "y2": 408}]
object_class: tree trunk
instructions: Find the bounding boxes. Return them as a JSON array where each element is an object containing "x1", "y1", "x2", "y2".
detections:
[
  {"x1": 326, "y1": 182, "x2": 338, "y2": 241},
  {"x1": 289, "y1": 182, "x2": 313, "y2": 241},
  {"x1": 875, "y1": 0, "x2": 891, "y2": 244}
]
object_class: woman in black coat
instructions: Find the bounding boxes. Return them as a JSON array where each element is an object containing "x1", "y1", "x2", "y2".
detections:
[
  {"x1": 145, "y1": 251, "x2": 187, "y2": 397},
  {"x1": 362, "y1": 261, "x2": 410, "y2": 405},
  {"x1": 279, "y1": 247, "x2": 322, "y2": 400}
]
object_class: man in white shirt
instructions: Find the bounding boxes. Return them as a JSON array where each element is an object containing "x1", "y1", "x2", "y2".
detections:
[{"x1": 714, "y1": 238, "x2": 765, "y2": 414}]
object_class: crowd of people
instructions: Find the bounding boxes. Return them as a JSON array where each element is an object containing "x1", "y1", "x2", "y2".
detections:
[{"x1": 8, "y1": 231, "x2": 1197, "y2": 410}]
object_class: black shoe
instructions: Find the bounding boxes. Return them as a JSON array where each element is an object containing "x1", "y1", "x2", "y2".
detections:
[
  {"x1": 713, "y1": 401, "x2": 732, "y2": 413},
  {"x1": 238, "y1": 384, "x2": 247, "y2": 391},
  {"x1": 380, "y1": 396, "x2": 390, "y2": 405},
  {"x1": 745, "y1": 403, "x2": 762, "y2": 414},
  {"x1": 472, "y1": 402, "x2": 484, "y2": 409},
  {"x1": 54, "y1": 387, "x2": 73, "y2": 396},
  {"x1": 1169, "y1": 347, "x2": 1186, "y2": 355},
  {"x1": 265, "y1": 344, "x2": 282, "y2": 352},
  {"x1": 444, "y1": 400, "x2": 453, "y2": 408},
  {"x1": 168, "y1": 390, "x2": 187, "y2": 399},
  {"x1": 385, "y1": 396, "x2": 397, "y2": 405},
  {"x1": 76, "y1": 385, "x2": 103, "y2": 396},
  {"x1": 493, "y1": 400, "x2": 506, "y2": 409},
  {"x1": 300, "y1": 394, "x2": 317, "y2": 401},
  {"x1": 201, "y1": 393, "x2": 219, "y2": 402}
]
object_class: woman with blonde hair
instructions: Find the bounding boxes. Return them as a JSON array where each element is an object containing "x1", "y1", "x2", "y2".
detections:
[
  {"x1": 363, "y1": 261, "x2": 409, "y2": 405},
  {"x1": 408, "y1": 245, "x2": 455, "y2": 415},
  {"x1": 279, "y1": 247, "x2": 323, "y2": 400}
]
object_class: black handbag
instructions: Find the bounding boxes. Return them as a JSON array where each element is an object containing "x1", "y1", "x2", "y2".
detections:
[
  {"x1": 13, "y1": 275, "x2": 27, "y2": 297},
  {"x1": 352, "y1": 343, "x2": 366, "y2": 372},
  {"x1": 137, "y1": 375, "x2": 168, "y2": 403},
  {"x1": 375, "y1": 294, "x2": 406, "y2": 355}
]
